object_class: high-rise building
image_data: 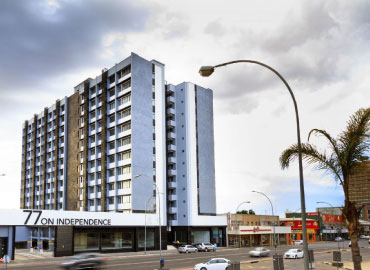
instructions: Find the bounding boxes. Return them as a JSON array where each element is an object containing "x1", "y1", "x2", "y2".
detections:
[{"x1": 20, "y1": 53, "x2": 226, "y2": 249}]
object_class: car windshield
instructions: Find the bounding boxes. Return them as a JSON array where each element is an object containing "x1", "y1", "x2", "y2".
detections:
[
  {"x1": 254, "y1": 247, "x2": 263, "y2": 251},
  {"x1": 287, "y1": 249, "x2": 297, "y2": 253},
  {"x1": 179, "y1": 245, "x2": 186, "y2": 247}
]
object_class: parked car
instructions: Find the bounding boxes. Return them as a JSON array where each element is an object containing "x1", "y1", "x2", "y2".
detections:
[
  {"x1": 195, "y1": 243, "x2": 215, "y2": 252},
  {"x1": 293, "y1": 240, "x2": 303, "y2": 245},
  {"x1": 248, "y1": 247, "x2": 270, "y2": 257},
  {"x1": 360, "y1": 235, "x2": 370, "y2": 239},
  {"x1": 178, "y1": 245, "x2": 198, "y2": 253},
  {"x1": 284, "y1": 249, "x2": 304, "y2": 259},
  {"x1": 335, "y1": 237, "x2": 344, "y2": 242},
  {"x1": 194, "y1": 258, "x2": 230, "y2": 270},
  {"x1": 60, "y1": 253, "x2": 108, "y2": 269}
]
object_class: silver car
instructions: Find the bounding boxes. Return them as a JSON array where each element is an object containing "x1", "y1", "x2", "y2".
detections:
[
  {"x1": 178, "y1": 245, "x2": 198, "y2": 253},
  {"x1": 195, "y1": 243, "x2": 215, "y2": 252},
  {"x1": 248, "y1": 247, "x2": 270, "y2": 257},
  {"x1": 61, "y1": 253, "x2": 108, "y2": 269}
]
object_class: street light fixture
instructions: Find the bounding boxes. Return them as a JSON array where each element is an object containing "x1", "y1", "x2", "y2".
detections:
[
  {"x1": 252, "y1": 191, "x2": 277, "y2": 254},
  {"x1": 235, "y1": 201, "x2": 251, "y2": 213},
  {"x1": 199, "y1": 60, "x2": 309, "y2": 270},
  {"x1": 316, "y1": 201, "x2": 333, "y2": 207},
  {"x1": 134, "y1": 174, "x2": 162, "y2": 258}
]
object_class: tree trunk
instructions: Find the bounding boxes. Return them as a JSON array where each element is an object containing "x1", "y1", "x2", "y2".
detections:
[{"x1": 343, "y1": 201, "x2": 362, "y2": 270}]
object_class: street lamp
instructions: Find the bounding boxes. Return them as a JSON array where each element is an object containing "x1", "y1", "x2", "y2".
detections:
[
  {"x1": 235, "y1": 201, "x2": 251, "y2": 213},
  {"x1": 252, "y1": 191, "x2": 277, "y2": 254},
  {"x1": 134, "y1": 174, "x2": 162, "y2": 258},
  {"x1": 199, "y1": 60, "x2": 309, "y2": 270},
  {"x1": 316, "y1": 201, "x2": 333, "y2": 207}
]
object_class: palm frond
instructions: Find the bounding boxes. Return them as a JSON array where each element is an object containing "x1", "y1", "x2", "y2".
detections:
[{"x1": 280, "y1": 143, "x2": 343, "y2": 183}]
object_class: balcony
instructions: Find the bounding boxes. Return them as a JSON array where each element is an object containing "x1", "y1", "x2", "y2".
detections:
[
  {"x1": 107, "y1": 204, "x2": 115, "y2": 211},
  {"x1": 89, "y1": 206, "x2": 95, "y2": 211},
  {"x1": 89, "y1": 193, "x2": 96, "y2": 199},
  {"x1": 108, "y1": 190, "x2": 115, "y2": 197},
  {"x1": 167, "y1": 108, "x2": 175, "y2": 116},
  {"x1": 166, "y1": 85, "x2": 175, "y2": 94},
  {"x1": 117, "y1": 100, "x2": 131, "y2": 111},
  {"x1": 168, "y1": 207, "x2": 177, "y2": 214},
  {"x1": 117, "y1": 114, "x2": 131, "y2": 125},
  {"x1": 59, "y1": 197, "x2": 63, "y2": 203},
  {"x1": 167, "y1": 120, "x2": 176, "y2": 128},
  {"x1": 117, "y1": 203, "x2": 132, "y2": 209},
  {"x1": 167, "y1": 96, "x2": 175, "y2": 104},
  {"x1": 168, "y1": 194, "x2": 177, "y2": 201},
  {"x1": 117, "y1": 188, "x2": 131, "y2": 196},
  {"x1": 168, "y1": 181, "x2": 176, "y2": 189},
  {"x1": 167, "y1": 132, "x2": 176, "y2": 140},
  {"x1": 117, "y1": 73, "x2": 130, "y2": 84},
  {"x1": 118, "y1": 173, "x2": 131, "y2": 181},
  {"x1": 168, "y1": 169, "x2": 176, "y2": 176},
  {"x1": 168, "y1": 157, "x2": 176, "y2": 164},
  {"x1": 117, "y1": 158, "x2": 131, "y2": 167}
]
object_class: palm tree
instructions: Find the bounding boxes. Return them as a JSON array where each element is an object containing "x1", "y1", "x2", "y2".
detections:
[{"x1": 279, "y1": 107, "x2": 370, "y2": 270}]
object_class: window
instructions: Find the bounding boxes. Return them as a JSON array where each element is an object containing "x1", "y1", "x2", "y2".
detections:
[
  {"x1": 90, "y1": 123, "x2": 95, "y2": 131},
  {"x1": 109, "y1": 101, "x2": 115, "y2": 110},
  {"x1": 109, "y1": 114, "x2": 115, "y2": 123},
  {"x1": 117, "y1": 166, "x2": 131, "y2": 175},
  {"x1": 118, "y1": 195, "x2": 131, "y2": 203},
  {"x1": 108, "y1": 155, "x2": 115, "y2": 163},
  {"x1": 109, "y1": 88, "x2": 115, "y2": 97},
  {"x1": 117, "y1": 136, "x2": 131, "y2": 147},
  {"x1": 109, "y1": 141, "x2": 115, "y2": 150},
  {"x1": 108, "y1": 197, "x2": 114, "y2": 205},
  {"x1": 97, "y1": 185, "x2": 101, "y2": 192},
  {"x1": 90, "y1": 111, "x2": 96, "y2": 119},
  {"x1": 117, "y1": 180, "x2": 131, "y2": 189},
  {"x1": 90, "y1": 87, "x2": 96, "y2": 96},
  {"x1": 108, "y1": 169, "x2": 115, "y2": 177},
  {"x1": 90, "y1": 135, "x2": 95, "y2": 143},
  {"x1": 117, "y1": 108, "x2": 131, "y2": 120},
  {"x1": 108, "y1": 183, "x2": 114, "y2": 191},
  {"x1": 117, "y1": 122, "x2": 131, "y2": 133},
  {"x1": 109, "y1": 127, "x2": 115, "y2": 137},
  {"x1": 90, "y1": 99, "x2": 96, "y2": 107},
  {"x1": 117, "y1": 151, "x2": 131, "y2": 161},
  {"x1": 117, "y1": 94, "x2": 131, "y2": 106},
  {"x1": 117, "y1": 65, "x2": 131, "y2": 79}
]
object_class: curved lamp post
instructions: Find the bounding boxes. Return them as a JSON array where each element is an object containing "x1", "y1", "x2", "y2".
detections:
[
  {"x1": 316, "y1": 201, "x2": 333, "y2": 207},
  {"x1": 134, "y1": 174, "x2": 162, "y2": 258},
  {"x1": 199, "y1": 61, "x2": 309, "y2": 270},
  {"x1": 235, "y1": 201, "x2": 251, "y2": 213},
  {"x1": 252, "y1": 191, "x2": 277, "y2": 254}
]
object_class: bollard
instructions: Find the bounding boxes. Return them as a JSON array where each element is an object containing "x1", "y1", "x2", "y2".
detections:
[
  {"x1": 308, "y1": 249, "x2": 315, "y2": 269},
  {"x1": 39, "y1": 247, "x2": 43, "y2": 254},
  {"x1": 160, "y1": 258, "x2": 164, "y2": 270},
  {"x1": 231, "y1": 260, "x2": 240, "y2": 270},
  {"x1": 30, "y1": 246, "x2": 34, "y2": 253},
  {"x1": 273, "y1": 255, "x2": 284, "y2": 270}
]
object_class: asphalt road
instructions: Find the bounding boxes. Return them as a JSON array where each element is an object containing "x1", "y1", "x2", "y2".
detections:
[{"x1": 5, "y1": 240, "x2": 370, "y2": 270}]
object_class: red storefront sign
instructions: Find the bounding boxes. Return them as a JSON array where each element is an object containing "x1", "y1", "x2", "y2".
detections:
[
  {"x1": 284, "y1": 220, "x2": 319, "y2": 232},
  {"x1": 322, "y1": 214, "x2": 344, "y2": 224},
  {"x1": 240, "y1": 227, "x2": 272, "y2": 233}
]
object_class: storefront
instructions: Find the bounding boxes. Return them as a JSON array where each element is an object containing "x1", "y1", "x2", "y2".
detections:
[
  {"x1": 167, "y1": 226, "x2": 226, "y2": 247},
  {"x1": 281, "y1": 219, "x2": 319, "y2": 243},
  {"x1": 228, "y1": 226, "x2": 291, "y2": 247}
]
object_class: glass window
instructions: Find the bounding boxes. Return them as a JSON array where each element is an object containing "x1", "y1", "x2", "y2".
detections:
[
  {"x1": 74, "y1": 232, "x2": 99, "y2": 251},
  {"x1": 101, "y1": 232, "x2": 133, "y2": 250},
  {"x1": 138, "y1": 230, "x2": 154, "y2": 248}
]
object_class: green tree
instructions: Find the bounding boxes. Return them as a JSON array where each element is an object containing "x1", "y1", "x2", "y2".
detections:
[
  {"x1": 236, "y1": 209, "x2": 256, "y2": 215},
  {"x1": 279, "y1": 108, "x2": 370, "y2": 270}
]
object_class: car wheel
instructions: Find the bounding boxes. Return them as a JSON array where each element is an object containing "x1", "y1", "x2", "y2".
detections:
[
  {"x1": 200, "y1": 268, "x2": 207, "y2": 270},
  {"x1": 205, "y1": 248, "x2": 208, "y2": 252},
  {"x1": 195, "y1": 249, "x2": 198, "y2": 253},
  {"x1": 295, "y1": 255, "x2": 297, "y2": 259},
  {"x1": 225, "y1": 267, "x2": 229, "y2": 270}
]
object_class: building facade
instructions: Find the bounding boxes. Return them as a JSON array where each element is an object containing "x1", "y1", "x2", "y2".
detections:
[
  {"x1": 226, "y1": 214, "x2": 291, "y2": 247},
  {"x1": 18, "y1": 53, "x2": 226, "y2": 256}
]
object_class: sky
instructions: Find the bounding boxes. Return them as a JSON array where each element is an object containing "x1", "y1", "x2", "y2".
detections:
[{"x1": 0, "y1": 0, "x2": 369, "y2": 217}]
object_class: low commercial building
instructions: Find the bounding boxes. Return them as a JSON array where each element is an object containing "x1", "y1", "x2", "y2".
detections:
[
  {"x1": 226, "y1": 214, "x2": 291, "y2": 247},
  {"x1": 280, "y1": 217, "x2": 319, "y2": 243},
  {"x1": 316, "y1": 207, "x2": 347, "y2": 240}
]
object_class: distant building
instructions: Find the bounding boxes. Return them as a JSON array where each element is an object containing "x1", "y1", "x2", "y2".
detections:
[
  {"x1": 280, "y1": 217, "x2": 319, "y2": 243},
  {"x1": 227, "y1": 213, "x2": 291, "y2": 247}
]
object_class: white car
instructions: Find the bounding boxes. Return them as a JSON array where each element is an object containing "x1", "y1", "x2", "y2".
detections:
[
  {"x1": 293, "y1": 240, "x2": 303, "y2": 245},
  {"x1": 284, "y1": 249, "x2": 304, "y2": 259},
  {"x1": 194, "y1": 258, "x2": 230, "y2": 270},
  {"x1": 178, "y1": 245, "x2": 198, "y2": 253},
  {"x1": 360, "y1": 235, "x2": 369, "y2": 239},
  {"x1": 248, "y1": 247, "x2": 270, "y2": 257}
]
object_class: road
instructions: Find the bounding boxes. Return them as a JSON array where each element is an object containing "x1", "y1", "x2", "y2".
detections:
[{"x1": 5, "y1": 240, "x2": 370, "y2": 270}]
